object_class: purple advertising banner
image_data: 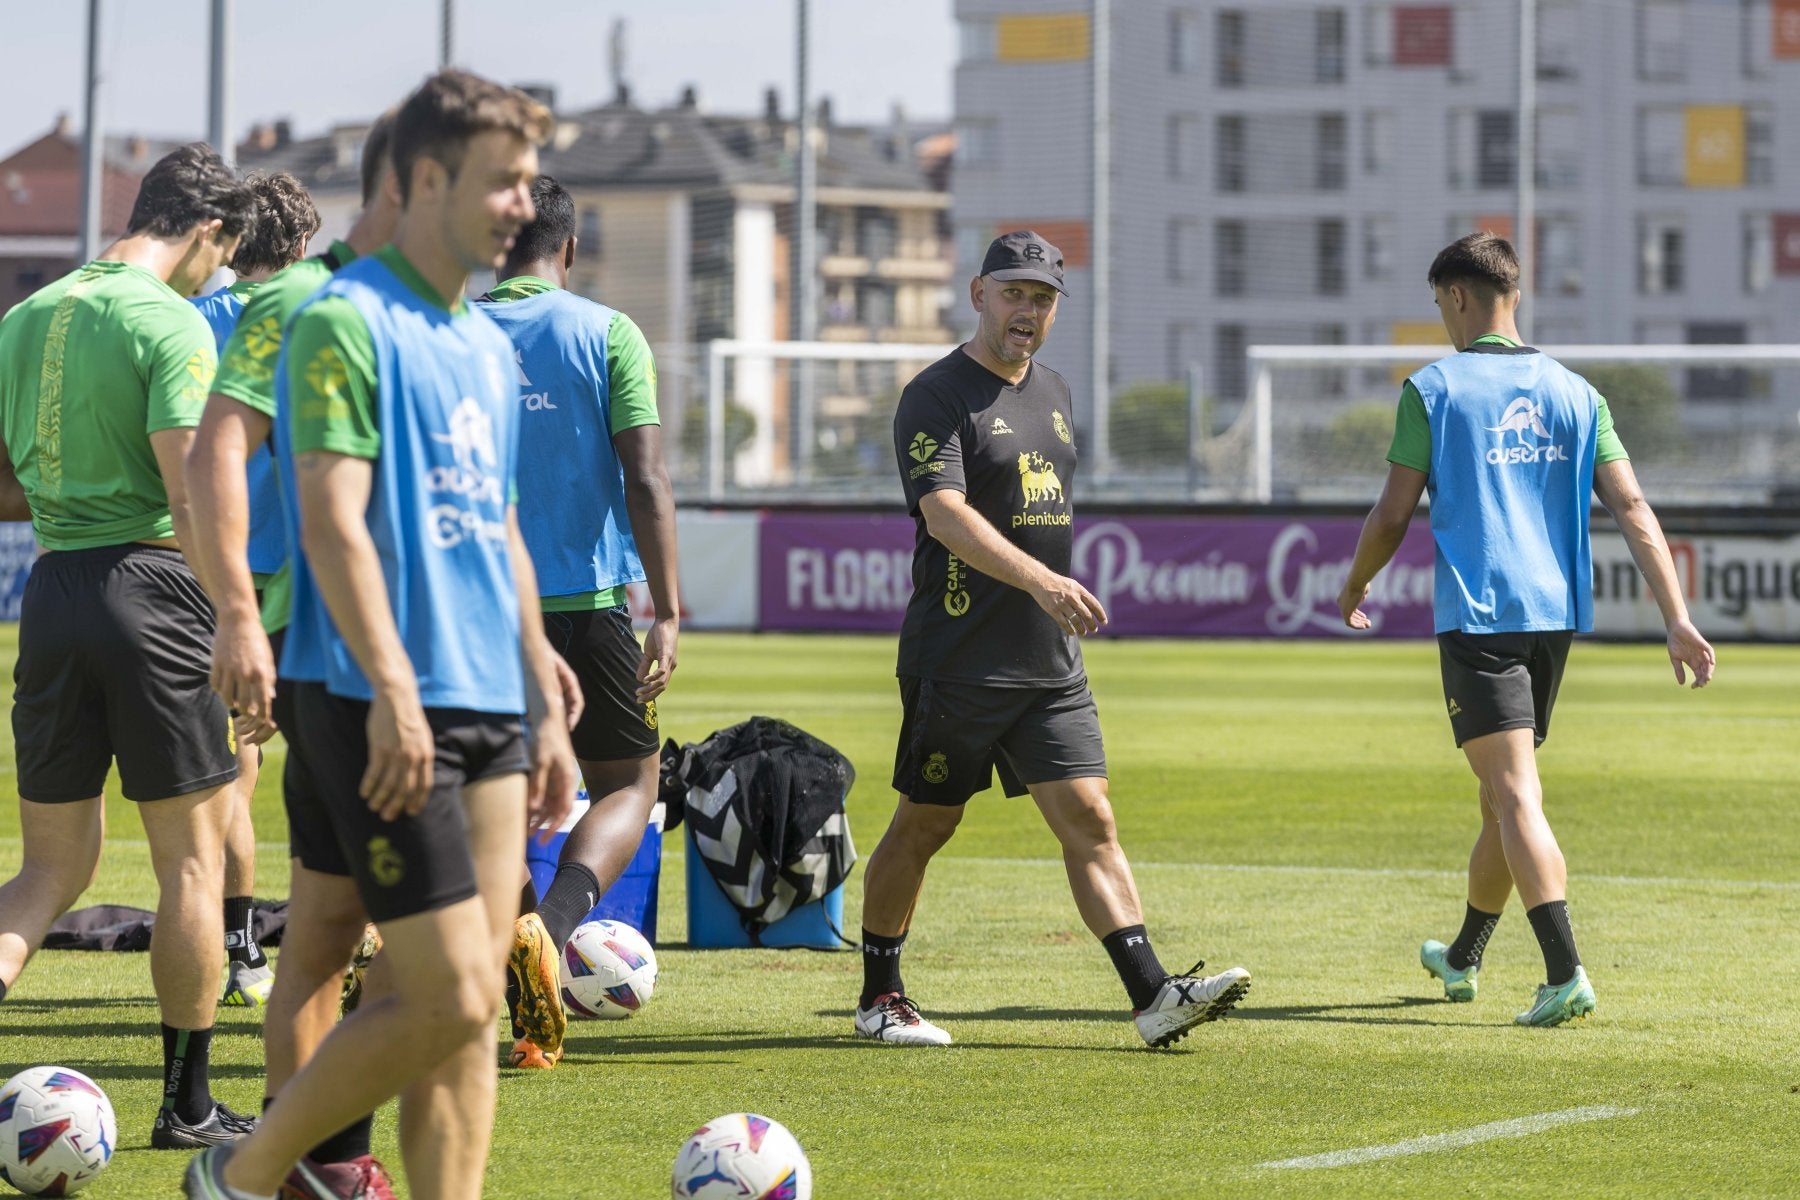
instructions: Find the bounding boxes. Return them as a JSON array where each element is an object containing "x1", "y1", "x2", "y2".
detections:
[{"x1": 758, "y1": 512, "x2": 1439, "y2": 637}]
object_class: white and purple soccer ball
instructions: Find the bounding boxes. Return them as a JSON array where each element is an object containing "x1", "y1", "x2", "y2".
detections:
[
  {"x1": 671, "y1": 1113, "x2": 812, "y2": 1200},
  {"x1": 560, "y1": 919, "x2": 658, "y2": 1020},
  {"x1": 0, "y1": 1066, "x2": 115, "y2": 1197}
]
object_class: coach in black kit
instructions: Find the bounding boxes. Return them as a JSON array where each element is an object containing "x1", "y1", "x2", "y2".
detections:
[{"x1": 851, "y1": 231, "x2": 1253, "y2": 1049}]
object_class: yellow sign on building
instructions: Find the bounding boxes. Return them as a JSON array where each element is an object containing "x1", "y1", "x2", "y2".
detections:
[
  {"x1": 1684, "y1": 105, "x2": 1745, "y2": 188},
  {"x1": 996, "y1": 13, "x2": 1091, "y2": 62},
  {"x1": 1389, "y1": 320, "x2": 1451, "y2": 386}
]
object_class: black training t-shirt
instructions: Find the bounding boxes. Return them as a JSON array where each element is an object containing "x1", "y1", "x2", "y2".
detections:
[{"x1": 893, "y1": 347, "x2": 1081, "y2": 686}]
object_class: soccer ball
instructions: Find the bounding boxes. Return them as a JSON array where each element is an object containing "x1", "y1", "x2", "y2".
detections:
[
  {"x1": 671, "y1": 1113, "x2": 811, "y2": 1200},
  {"x1": 0, "y1": 1067, "x2": 115, "y2": 1197},
  {"x1": 560, "y1": 919, "x2": 658, "y2": 1020}
]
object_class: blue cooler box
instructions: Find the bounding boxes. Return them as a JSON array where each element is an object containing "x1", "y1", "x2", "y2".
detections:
[
  {"x1": 684, "y1": 830, "x2": 846, "y2": 950},
  {"x1": 526, "y1": 796, "x2": 662, "y2": 943}
]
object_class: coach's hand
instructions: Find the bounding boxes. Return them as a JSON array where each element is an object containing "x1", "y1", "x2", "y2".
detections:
[
  {"x1": 551, "y1": 651, "x2": 585, "y2": 731},
  {"x1": 1667, "y1": 617, "x2": 1715, "y2": 689},
  {"x1": 635, "y1": 616, "x2": 679, "y2": 703},
  {"x1": 1030, "y1": 572, "x2": 1108, "y2": 637},
  {"x1": 212, "y1": 614, "x2": 278, "y2": 733},
  {"x1": 1338, "y1": 581, "x2": 1373, "y2": 630},
  {"x1": 364, "y1": 686, "x2": 434, "y2": 820},
  {"x1": 527, "y1": 723, "x2": 579, "y2": 844}
]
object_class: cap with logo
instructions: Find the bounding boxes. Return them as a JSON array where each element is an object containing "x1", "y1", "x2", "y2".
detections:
[{"x1": 981, "y1": 230, "x2": 1068, "y2": 296}]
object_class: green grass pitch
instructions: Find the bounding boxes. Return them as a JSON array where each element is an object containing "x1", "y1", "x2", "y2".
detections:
[{"x1": 2, "y1": 630, "x2": 1797, "y2": 1197}]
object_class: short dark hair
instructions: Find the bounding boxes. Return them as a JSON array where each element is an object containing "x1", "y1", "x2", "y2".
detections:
[
  {"x1": 504, "y1": 175, "x2": 576, "y2": 270},
  {"x1": 1427, "y1": 232, "x2": 1521, "y2": 297},
  {"x1": 229, "y1": 171, "x2": 321, "y2": 275},
  {"x1": 360, "y1": 108, "x2": 398, "y2": 206},
  {"x1": 125, "y1": 143, "x2": 257, "y2": 239},
  {"x1": 391, "y1": 69, "x2": 552, "y2": 204}
]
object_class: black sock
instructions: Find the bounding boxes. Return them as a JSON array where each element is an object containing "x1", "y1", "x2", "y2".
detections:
[
  {"x1": 0, "y1": 978, "x2": 8, "y2": 1003},
  {"x1": 1101, "y1": 924, "x2": 1168, "y2": 1011},
  {"x1": 161, "y1": 1024, "x2": 213, "y2": 1124},
  {"x1": 1446, "y1": 904, "x2": 1502, "y2": 971},
  {"x1": 859, "y1": 929, "x2": 906, "y2": 1009},
  {"x1": 536, "y1": 862, "x2": 602, "y2": 951},
  {"x1": 1525, "y1": 900, "x2": 1581, "y2": 986},
  {"x1": 224, "y1": 896, "x2": 266, "y2": 969},
  {"x1": 309, "y1": 1113, "x2": 375, "y2": 1164}
]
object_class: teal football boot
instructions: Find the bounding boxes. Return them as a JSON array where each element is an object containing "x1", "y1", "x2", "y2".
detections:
[
  {"x1": 1515, "y1": 966, "x2": 1596, "y2": 1027},
  {"x1": 1420, "y1": 939, "x2": 1479, "y2": 1002}
]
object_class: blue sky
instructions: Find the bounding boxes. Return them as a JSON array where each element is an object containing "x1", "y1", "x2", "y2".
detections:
[{"x1": 0, "y1": 0, "x2": 955, "y2": 156}]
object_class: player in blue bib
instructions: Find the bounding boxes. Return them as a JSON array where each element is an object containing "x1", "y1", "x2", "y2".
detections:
[
  {"x1": 475, "y1": 175, "x2": 680, "y2": 1070},
  {"x1": 1339, "y1": 233, "x2": 1715, "y2": 1028},
  {"x1": 189, "y1": 168, "x2": 320, "y2": 1012},
  {"x1": 185, "y1": 71, "x2": 577, "y2": 1200}
]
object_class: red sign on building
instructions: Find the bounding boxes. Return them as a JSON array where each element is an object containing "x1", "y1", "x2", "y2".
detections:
[
  {"x1": 1394, "y1": 5, "x2": 1454, "y2": 66},
  {"x1": 1775, "y1": 0, "x2": 1800, "y2": 59},
  {"x1": 1773, "y1": 214, "x2": 1800, "y2": 276}
]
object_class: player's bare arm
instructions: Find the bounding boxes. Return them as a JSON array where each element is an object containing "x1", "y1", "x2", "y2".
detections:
[
  {"x1": 149, "y1": 427, "x2": 202, "y2": 558},
  {"x1": 0, "y1": 438, "x2": 27, "y2": 523},
  {"x1": 1593, "y1": 458, "x2": 1715, "y2": 688},
  {"x1": 185, "y1": 395, "x2": 279, "y2": 732},
  {"x1": 294, "y1": 449, "x2": 434, "y2": 818},
  {"x1": 1338, "y1": 463, "x2": 1428, "y2": 629},
  {"x1": 616, "y1": 423, "x2": 680, "y2": 701},
  {"x1": 918, "y1": 488, "x2": 1107, "y2": 636},
  {"x1": 504, "y1": 506, "x2": 578, "y2": 839}
]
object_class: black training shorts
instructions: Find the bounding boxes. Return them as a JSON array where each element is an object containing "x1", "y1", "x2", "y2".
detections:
[
  {"x1": 892, "y1": 675, "x2": 1107, "y2": 807},
  {"x1": 542, "y1": 607, "x2": 661, "y2": 763},
  {"x1": 269, "y1": 628, "x2": 347, "y2": 878},
  {"x1": 290, "y1": 682, "x2": 530, "y2": 922},
  {"x1": 1437, "y1": 629, "x2": 1574, "y2": 748},
  {"x1": 12, "y1": 545, "x2": 239, "y2": 803}
]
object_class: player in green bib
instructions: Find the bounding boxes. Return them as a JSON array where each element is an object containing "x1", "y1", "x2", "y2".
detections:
[
  {"x1": 184, "y1": 112, "x2": 404, "y2": 1200},
  {"x1": 0, "y1": 145, "x2": 262, "y2": 1149}
]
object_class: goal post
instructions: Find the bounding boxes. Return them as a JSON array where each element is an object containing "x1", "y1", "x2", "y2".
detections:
[{"x1": 1245, "y1": 344, "x2": 1800, "y2": 506}]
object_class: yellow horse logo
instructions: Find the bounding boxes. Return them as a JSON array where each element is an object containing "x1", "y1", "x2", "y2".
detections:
[{"x1": 1017, "y1": 452, "x2": 1064, "y2": 505}]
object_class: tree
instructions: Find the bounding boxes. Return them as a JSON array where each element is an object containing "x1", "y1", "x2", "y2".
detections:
[{"x1": 1577, "y1": 363, "x2": 1683, "y2": 463}]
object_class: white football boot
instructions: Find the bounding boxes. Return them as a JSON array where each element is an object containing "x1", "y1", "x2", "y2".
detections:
[
  {"x1": 1134, "y1": 962, "x2": 1252, "y2": 1048},
  {"x1": 854, "y1": 992, "x2": 953, "y2": 1046}
]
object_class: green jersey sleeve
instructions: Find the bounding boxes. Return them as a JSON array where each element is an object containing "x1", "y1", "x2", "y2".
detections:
[
  {"x1": 1386, "y1": 381, "x2": 1432, "y2": 473},
  {"x1": 1594, "y1": 393, "x2": 1629, "y2": 463},
  {"x1": 286, "y1": 295, "x2": 380, "y2": 459},
  {"x1": 141, "y1": 304, "x2": 217, "y2": 433},
  {"x1": 606, "y1": 313, "x2": 660, "y2": 435},
  {"x1": 213, "y1": 263, "x2": 328, "y2": 418}
]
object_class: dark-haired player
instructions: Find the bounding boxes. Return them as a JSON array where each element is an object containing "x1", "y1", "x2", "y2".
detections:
[
  {"x1": 0, "y1": 144, "x2": 259, "y2": 1147},
  {"x1": 191, "y1": 168, "x2": 322, "y2": 1010},
  {"x1": 1338, "y1": 232, "x2": 1715, "y2": 1026},
  {"x1": 855, "y1": 231, "x2": 1251, "y2": 1050},
  {"x1": 476, "y1": 173, "x2": 678, "y2": 1071}
]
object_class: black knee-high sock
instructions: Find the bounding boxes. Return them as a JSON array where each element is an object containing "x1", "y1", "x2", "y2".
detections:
[
  {"x1": 162, "y1": 1024, "x2": 214, "y2": 1123},
  {"x1": 859, "y1": 929, "x2": 906, "y2": 1009},
  {"x1": 224, "y1": 896, "x2": 266, "y2": 969},
  {"x1": 1101, "y1": 924, "x2": 1168, "y2": 1011},
  {"x1": 1447, "y1": 904, "x2": 1502, "y2": 971},
  {"x1": 1525, "y1": 900, "x2": 1581, "y2": 986},
  {"x1": 309, "y1": 1113, "x2": 375, "y2": 1164},
  {"x1": 536, "y1": 862, "x2": 602, "y2": 951}
]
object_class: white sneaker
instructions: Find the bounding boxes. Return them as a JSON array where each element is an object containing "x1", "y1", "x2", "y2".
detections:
[
  {"x1": 1134, "y1": 962, "x2": 1252, "y2": 1048},
  {"x1": 854, "y1": 993, "x2": 953, "y2": 1046}
]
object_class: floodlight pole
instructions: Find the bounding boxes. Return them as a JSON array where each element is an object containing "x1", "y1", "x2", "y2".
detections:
[
  {"x1": 208, "y1": 0, "x2": 233, "y2": 167},
  {"x1": 440, "y1": 0, "x2": 453, "y2": 68},
  {"x1": 792, "y1": 0, "x2": 819, "y2": 484},
  {"x1": 1090, "y1": 0, "x2": 1112, "y2": 483},
  {"x1": 1516, "y1": 0, "x2": 1536, "y2": 341},
  {"x1": 77, "y1": 0, "x2": 104, "y2": 263}
]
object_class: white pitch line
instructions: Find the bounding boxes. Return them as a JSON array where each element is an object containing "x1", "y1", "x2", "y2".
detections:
[{"x1": 1257, "y1": 1105, "x2": 1640, "y2": 1170}]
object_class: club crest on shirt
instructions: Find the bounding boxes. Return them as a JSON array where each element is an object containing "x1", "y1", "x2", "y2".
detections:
[{"x1": 1051, "y1": 411, "x2": 1072, "y2": 443}]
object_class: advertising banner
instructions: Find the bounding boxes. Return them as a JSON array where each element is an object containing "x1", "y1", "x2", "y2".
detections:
[
  {"x1": 1590, "y1": 531, "x2": 1800, "y2": 640},
  {"x1": 0, "y1": 523, "x2": 34, "y2": 621}
]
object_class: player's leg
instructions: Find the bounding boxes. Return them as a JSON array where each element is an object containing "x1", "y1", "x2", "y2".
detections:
[
  {"x1": 401, "y1": 767, "x2": 526, "y2": 1200},
  {"x1": 1422, "y1": 781, "x2": 1512, "y2": 1001},
  {"x1": 220, "y1": 746, "x2": 275, "y2": 1008},
  {"x1": 0, "y1": 798, "x2": 104, "y2": 996}
]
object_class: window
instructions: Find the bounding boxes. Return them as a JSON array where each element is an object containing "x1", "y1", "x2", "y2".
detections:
[
  {"x1": 1636, "y1": 106, "x2": 1684, "y2": 186},
  {"x1": 959, "y1": 19, "x2": 995, "y2": 63},
  {"x1": 1536, "y1": 108, "x2": 1581, "y2": 188},
  {"x1": 1216, "y1": 10, "x2": 1244, "y2": 84},
  {"x1": 578, "y1": 207, "x2": 602, "y2": 260},
  {"x1": 1742, "y1": 0, "x2": 1774, "y2": 76},
  {"x1": 1448, "y1": 109, "x2": 1515, "y2": 189},
  {"x1": 1167, "y1": 323, "x2": 1202, "y2": 384},
  {"x1": 1686, "y1": 321, "x2": 1750, "y2": 400},
  {"x1": 1638, "y1": 0, "x2": 1685, "y2": 80},
  {"x1": 1364, "y1": 109, "x2": 1395, "y2": 174},
  {"x1": 1168, "y1": 218, "x2": 1202, "y2": 283},
  {"x1": 1318, "y1": 219, "x2": 1346, "y2": 294},
  {"x1": 1167, "y1": 114, "x2": 1201, "y2": 181},
  {"x1": 954, "y1": 120, "x2": 997, "y2": 167},
  {"x1": 1364, "y1": 215, "x2": 1395, "y2": 279},
  {"x1": 1216, "y1": 115, "x2": 1245, "y2": 193},
  {"x1": 1744, "y1": 213, "x2": 1774, "y2": 293},
  {"x1": 1367, "y1": 4, "x2": 1456, "y2": 67},
  {"x1": 1639, "y1": 214, "x2": 1685, "y2": 294},
  {"x1": 1746, "y1": 104, "x2": 1773, "y2": 185},
  {"x1": 1316, "y1": 8, "x2": 1347, "y2": 82},
  {"x1": 1216, "y1": 324, "x2": 1247, "y2": 400},
  {"x1": 1539, "y1": 214, "x2": 1582, "y2": 295},
  {"x1": 1537, "y1": 0, "x2": 1580, "y2": 79},
  {"x1": 1215, "y1": 220, "x2": 1245, "y2": 293},
  {"x1": 856, "y1": 210, "x2": 898, "y2": 260},
  {"x1": 1173, "y1": 9, "x2": 1205, "y2": 74},
  {"x1": 856, "y1": 280, "x2": 896, "y2": 329},
  {"x1": 1317, "y1": 114, "x2": 1348, "y2": 189}
]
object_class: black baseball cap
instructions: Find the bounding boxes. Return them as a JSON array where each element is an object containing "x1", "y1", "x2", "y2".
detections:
[{"x1": 981, "y1": 229, "x2": 1068, "y2": 295}]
